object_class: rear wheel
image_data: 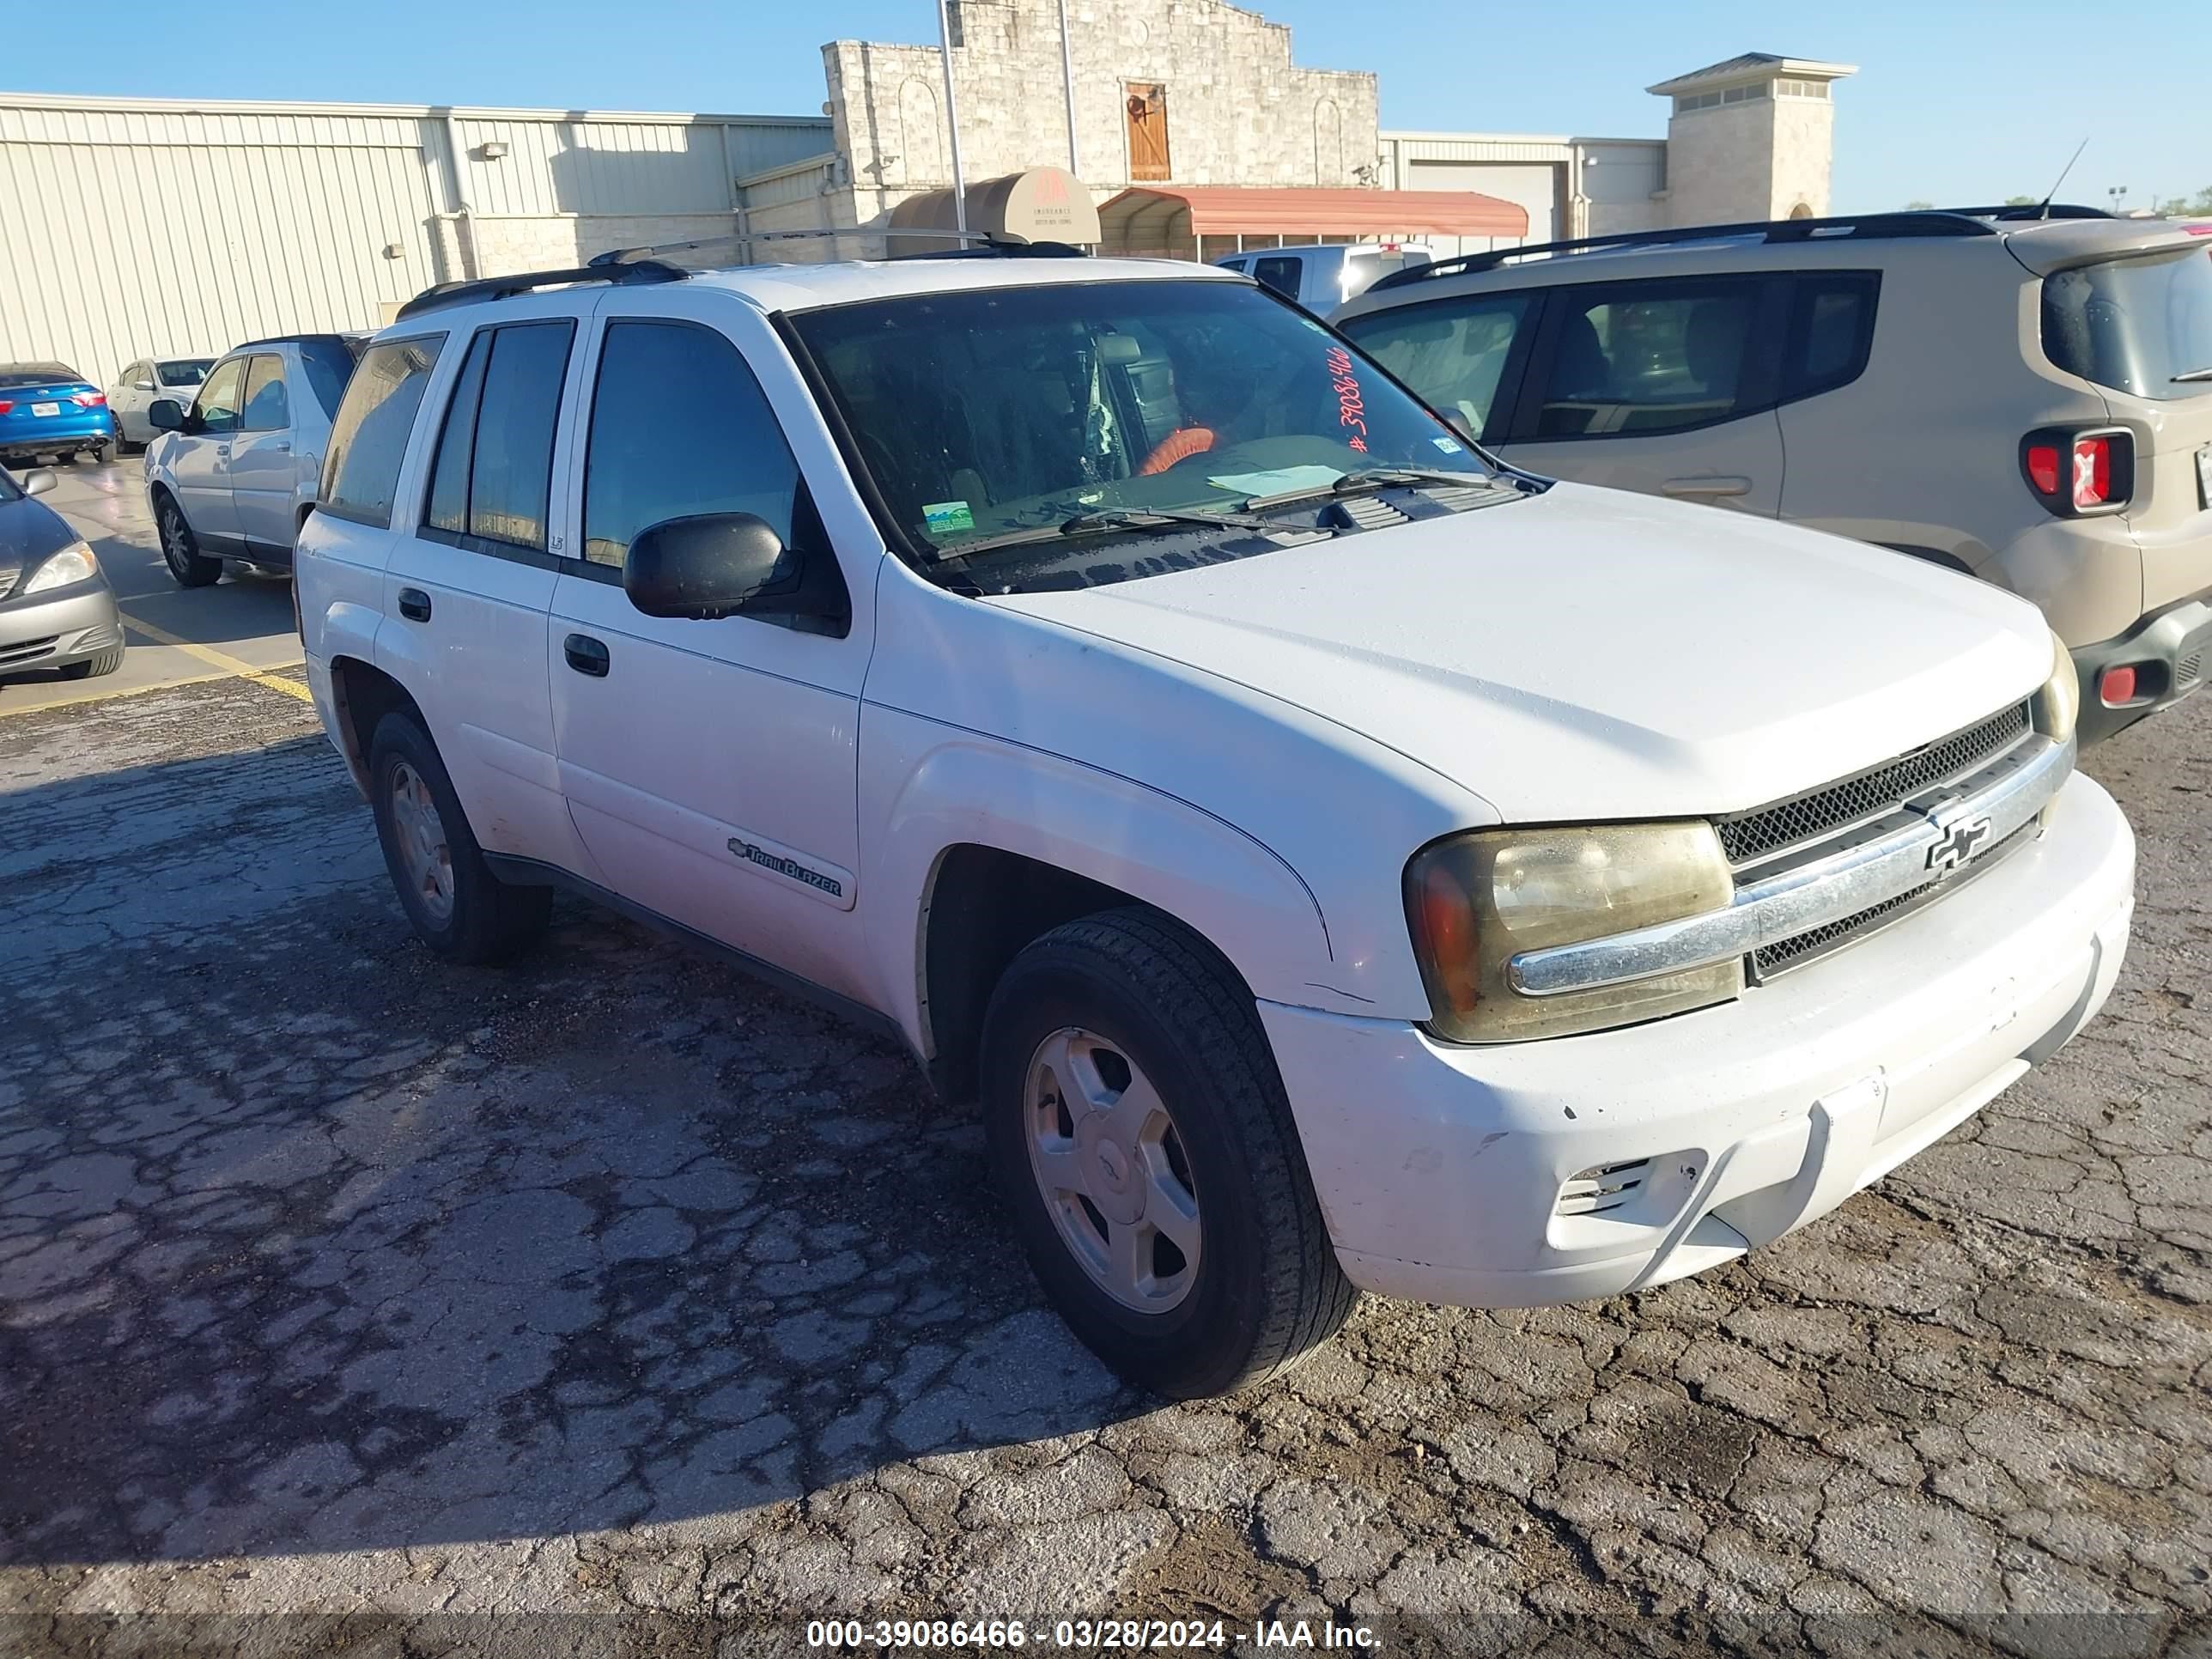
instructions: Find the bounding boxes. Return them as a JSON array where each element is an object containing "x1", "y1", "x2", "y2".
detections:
[
  {"x1": 58, "y1": 644, "x2": 125, "y2": 680},
  {"x1": 368, "y1": 710, "x2": 550, "y2": 963},
  {"x1": 981, "y1": 908, "x2": 1357, "y2": 1398},
  {"x1": 84, "y1": 440, "x2": 114, "y2": 465},
  {"x1": 156, "y1": 495, "x2": 221, "y2": 587}
]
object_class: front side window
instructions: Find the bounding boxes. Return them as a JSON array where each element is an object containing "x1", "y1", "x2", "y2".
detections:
[
  {"x1": 2042, "y1": 246, "x2": 2212, "y2": 402},
  {"x1": 426, "y1": 320, "x2": 574, "y2": 550},
  {"x1": 192, "y1": 359, "x2": 245, "y2": 434},
  {"x1": 1340, "y1": 291, "x2": 1534, "y2": 438},
  {"x1": 1531, "y1": 282, "x2": 1760, "y2": 437},
  {"x1": 321, "y1": 335, "x2": 446, "y2": 528},
  {"x1": 789, "y1": 278, "x2": 1479, "y2": 562},
  {"x1": 240, "y1": 356, "x2": 289, "y2": 432},
  {"x1": 582, "y1": 319, "x2": 803, "y2": 568}
]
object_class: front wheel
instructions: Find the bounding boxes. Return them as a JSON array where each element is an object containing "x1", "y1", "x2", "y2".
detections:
[
  {"x1": 156, "y1": 495, "x2": 221, "y2": 587},
  {"x1": 368, "y1": 711, "x2": 550, "y2": 964},
  {"x1": 980, "y1": 908, "x2": 1357, "y2": 1399}
]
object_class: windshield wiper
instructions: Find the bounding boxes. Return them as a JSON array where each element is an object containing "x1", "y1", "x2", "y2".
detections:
[
  {"x1": 931, "y1": 506, "x2": 1279, "y2": 562},
  {"x1": 2172, "y1": 367, "x2": 2212, "y2": 384},
  {"x1": 1241, "y1": 466, "x2": 1497, "y2": 510}
]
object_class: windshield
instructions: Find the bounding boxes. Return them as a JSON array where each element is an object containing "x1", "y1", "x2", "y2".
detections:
[
  {"x1": 156, "y1": 358, "x2": 214, "y2": 387},
  {"x1": 787, "y1": 278, "x2": 1484, "y2": 560},
  {"x1": 2041, "y1": 246, "x2": 2212, "y2": 400}
]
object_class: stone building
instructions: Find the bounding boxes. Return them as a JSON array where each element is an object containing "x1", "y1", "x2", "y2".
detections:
[{"x1": 1648, "y1": 53, "x2": 1856, "y2": 227}]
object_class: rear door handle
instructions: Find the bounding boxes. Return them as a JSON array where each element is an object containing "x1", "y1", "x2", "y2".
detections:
[
  {"x1": 1661, "y1": 476, "x2": 1753, "y2": 499},
  {"x1": 563, "y1": 633, "x2": 610, "y2": 677},
  {"x1": 271, "y1": 440, "x2": 290, "y2": 453},
  {"x1": 396, "y1": 586, "x2": 432, "y2": 622}
]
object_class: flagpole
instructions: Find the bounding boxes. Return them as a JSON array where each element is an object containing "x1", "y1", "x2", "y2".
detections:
[
  {"x1": 1057, "y1": 0, "x2": 1080, "y2": 177},
  {"x1": 936, "y1": 0, "x2": 969, "y2": 234}
]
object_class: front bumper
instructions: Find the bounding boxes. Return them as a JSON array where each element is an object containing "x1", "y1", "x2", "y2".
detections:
[
  {"x1": 1261, "y1": 771, "x2": 2134, "y2": 1309},
  {"x1": 0, "y1": 580, "x2": 124, "y2": 673},
  {"x1": 2071, "y1": 594, "x2": 2212, "y2": 745}
]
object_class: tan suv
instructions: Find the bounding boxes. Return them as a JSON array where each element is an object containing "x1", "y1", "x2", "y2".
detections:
[{"x1": 1334, "y1": 207, "x2": 2212, "y2": 745}]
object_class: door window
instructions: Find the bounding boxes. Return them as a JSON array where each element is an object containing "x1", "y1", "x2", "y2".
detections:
[
  {"x1": 192, "y1": 359, "x2": 245, "y2": 434},
  {"x1": 1340, "y1": 291, "x2": 1534, "y2": 438},
  {"x1": 1252, "y1": 257, "x2": 1303, "y2": 300},
  {"x1": 425, "y1": 320, "x2": 574, "y2": 551},
  {"x1": 581, "y1": 319, "x2": 804, "y2": 570},
  {"x1": 1530, "y1": 282, "x2": 1764, "y2": 437},
  {"x1": 240, "y1": 356, "x2": 289, "y2": 432},
  {"x1": 320, "y1": 335, "x2": 446, "y2": 528}
]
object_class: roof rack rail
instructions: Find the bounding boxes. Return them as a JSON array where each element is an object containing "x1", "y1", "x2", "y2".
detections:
[
  {"x1": 392, "y1": 259, "x2": 686, "y2": 322},
  {"x1": 1364, "y1": 204, "x2": 2114, "y2": 293},
  {"x1": 587, "y1": 227, "x2": 1080, "y2": 270},
  {"x1": 232, "y1": 331, "x2": 357, "y2": 350}
]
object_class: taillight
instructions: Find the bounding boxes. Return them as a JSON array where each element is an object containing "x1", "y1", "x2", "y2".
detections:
[
  {"x1": 70, "y1": 391, "x2": 107, "y2": 407},
  {"x1": 0, "y1": 401, "x2": 13, "y2": 415},
  {"x1": 2021, "y1": 427, "x2": 2132, "y2": 517}
]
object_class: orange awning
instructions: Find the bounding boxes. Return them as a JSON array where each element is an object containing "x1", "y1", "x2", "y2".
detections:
[{"x1": 1098, "y1": 185, "x2": 1528, "y2": 243}]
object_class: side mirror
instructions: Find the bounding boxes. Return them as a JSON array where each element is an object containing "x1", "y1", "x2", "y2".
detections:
[
  {"x1": 133, "y1": 379, "x2": 156, "y2": 392},
  {"x1": 623, "y1": 513, "x2": 796, "y2": 620},
  {"x1": 147, "y1": 398, "x2": 185, "y2": 432},
  {"x1": 21, "y1": 468, "x2": 57, "y2": 498}
]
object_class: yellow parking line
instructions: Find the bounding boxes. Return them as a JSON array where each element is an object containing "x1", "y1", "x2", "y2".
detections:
[{"x1": 117, "y1": 612, "x2": 314, "y2": 703}]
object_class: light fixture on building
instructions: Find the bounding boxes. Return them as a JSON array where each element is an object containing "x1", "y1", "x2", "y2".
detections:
[
  {"x1": 475, "y1": 140, "x2": 509, "y2": 161},
  {"x1": 382, "y1": 242, "x2": 405, "y2": 259}
]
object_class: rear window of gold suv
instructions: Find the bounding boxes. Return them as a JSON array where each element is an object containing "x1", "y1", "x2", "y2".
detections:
[{"x1": 2042, "y1": 246, "x2": 2212, "y2": 401}]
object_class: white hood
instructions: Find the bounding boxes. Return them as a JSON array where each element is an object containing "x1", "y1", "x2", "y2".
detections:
[{"x1": 992, "y1": 483, "x2": 2053, "y2": 822}]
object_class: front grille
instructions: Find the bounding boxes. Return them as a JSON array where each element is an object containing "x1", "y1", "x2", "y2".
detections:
[
  {"x1": 1717, "y1": 701, "x2": 2033, "y2": 867},
  {"x1": 0, "y1": 634, "x2": 58, "y2": 666}
]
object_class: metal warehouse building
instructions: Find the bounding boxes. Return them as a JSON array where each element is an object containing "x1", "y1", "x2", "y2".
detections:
[{"x1": 0, "y1": 93, "x2": 832, "y2": 387}]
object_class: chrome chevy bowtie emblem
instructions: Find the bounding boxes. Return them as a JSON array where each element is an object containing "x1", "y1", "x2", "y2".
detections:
[{"x1": 1917, "y1": 793, "x2": 1995, "y2": 874}]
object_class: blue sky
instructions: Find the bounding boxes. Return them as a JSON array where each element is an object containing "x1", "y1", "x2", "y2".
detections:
[{"x1": 17, "y1": 0, "x2": 2212, "y2": 212}]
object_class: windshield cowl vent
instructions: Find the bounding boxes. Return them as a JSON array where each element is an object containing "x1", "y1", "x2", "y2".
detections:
[{"x1": 1328, "y1": 497, "x2": 1409, "y2": 533}]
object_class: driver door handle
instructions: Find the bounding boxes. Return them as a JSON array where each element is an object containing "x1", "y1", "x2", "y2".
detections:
[
  {"x1": 563, "y1": 633, "x2": 610, "y2": 678},
  {"x1": 1661, "y1": 476, "x2": 1753, "y2": 499},
  {"x1": 396, "y1": 587, "x2": 432, "y2": 623}
]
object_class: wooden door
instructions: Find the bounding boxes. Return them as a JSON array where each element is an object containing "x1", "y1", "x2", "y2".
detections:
[{"x1": 1126, "y1": 86, "x2": 1170, "y2": 181}]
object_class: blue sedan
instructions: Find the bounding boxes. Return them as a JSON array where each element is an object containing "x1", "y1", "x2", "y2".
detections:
[
  {"x1": 0, "y1": 362, "x2": 118, "y2": 468},
  {"x1": 0, "y1": 465, "x2": 125, "y2": 681}
]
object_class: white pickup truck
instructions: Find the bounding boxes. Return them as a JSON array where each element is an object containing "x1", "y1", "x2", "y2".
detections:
[{"x1": 297, "y1": 248, "x2": 2135, "y2": 1399}]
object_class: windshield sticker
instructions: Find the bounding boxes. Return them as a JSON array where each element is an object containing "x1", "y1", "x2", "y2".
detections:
[
  {"x1": 1324, "y1": 345, "x2": 1370, "y2": 453},
  {"x1": 1431, "y1": 435, "x2": 1465, "y2": 454},
  {"x1": 922, "y1": 500, "x2": 975, "y2": 535},
  {"x1": 1206, "y1": 464, "x2": 1346, "y2": 497}
]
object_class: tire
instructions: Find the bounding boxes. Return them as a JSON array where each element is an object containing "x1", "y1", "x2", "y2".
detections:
[
  {"x1": 980, "y1": 907, "x2": 1358, "y2": 1399},
  {"x1": 367, "y1": 710, "x2": 550, "y2": 964},
  {"x1": 58, "y1": 644, "x2": 125, "y2": 681},
  {"x1": 85, "y1": 441, "x2": 114, "y2": 465},
  {"x1": 155, "y1": 495, "x2": 221, "y2": 588}
]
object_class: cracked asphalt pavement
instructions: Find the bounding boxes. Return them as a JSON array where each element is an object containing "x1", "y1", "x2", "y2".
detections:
[{"x1": 3, "y1": 670, "x2": 2209, "y2": 1657}]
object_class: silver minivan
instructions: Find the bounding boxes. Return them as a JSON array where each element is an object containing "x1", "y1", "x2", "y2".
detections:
[
  {"x1": 1214, "y1": 243, "x2": 1435, "y2": 313},
  {"x1": 144, "y1": 333, "x2": 363, "y2": 586}
]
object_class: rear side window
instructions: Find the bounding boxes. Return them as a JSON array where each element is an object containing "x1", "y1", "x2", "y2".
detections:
[
  {"x1": 321, "y1": 335, "x2": 445, "y2": 529},
  {"x1": 1783, "y1": 272, "x2": 1879, "y2": 400},
  {"x1": 193, "y1": 359, "x2": 246, "y2": 434},
  {"x1": 2042, "y1": 247, "x2": 2212, "y2": 401},
  {"x1": 240, "y1": 356, "x2": 289, "y2": 432},
  {"x1": 297, "y1": 338, "x2": 359, "y2": 420},
  {"x1": 1340, "y1": 292, "x2": 1534, "y2": 438},
  {"x1": 425, "y1": 320, "x2": 574, "y2": 551},
  {"x1": 1253, "y1": 256, "x2": 1302, "y2": 300},
  {"x1": 1529, "y1": 281, "x2": 1764, "y2": 437},
  {"x1": 581, "y1": 319, "x2": 802, "y2": 569}
]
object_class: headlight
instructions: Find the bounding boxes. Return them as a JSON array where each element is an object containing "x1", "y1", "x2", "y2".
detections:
[
  {"x1": 2033, "y1": 628, "x2": 2078, "y2": 746},
  {"x1": 1405, "y1": 821, "x2": 1741, "y2": 1042},
  {"x1": 22, "y1": 539, "x2": 98, "y2": 594}
]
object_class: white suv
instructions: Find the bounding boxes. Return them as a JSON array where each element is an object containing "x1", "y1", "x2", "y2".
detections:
[
  {"x1": 1334, "y1": 206, "x2": 2212, "y2": 747},
  {"x1": 296, "y1": 247, "x2": 2134, "y2": 1398}
]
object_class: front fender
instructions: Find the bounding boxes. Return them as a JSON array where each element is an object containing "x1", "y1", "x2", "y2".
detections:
[{"x1": 859, "y1": 705, "x2": 1353, "y2": 1054}]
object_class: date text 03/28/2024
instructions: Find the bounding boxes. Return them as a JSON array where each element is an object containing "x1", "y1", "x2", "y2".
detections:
[{"x1": 805, "y1": 1620, "x2": 1382, "y2": 1650}]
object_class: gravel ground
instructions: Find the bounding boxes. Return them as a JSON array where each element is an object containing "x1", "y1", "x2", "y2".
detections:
[{"x1": 1, "y1": 672, "x2": 2208, "y2": 1657}]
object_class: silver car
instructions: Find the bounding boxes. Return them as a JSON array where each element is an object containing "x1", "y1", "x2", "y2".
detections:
[
  {"x1": 106, "y1": 353, "x2": 216, "y2": 451},
  {"x1": 144, "y1": 333, "x2": 362, "y2": 586},
  {"x1": 0, "y1": 465, "x2": 124, "y2": 682}
]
